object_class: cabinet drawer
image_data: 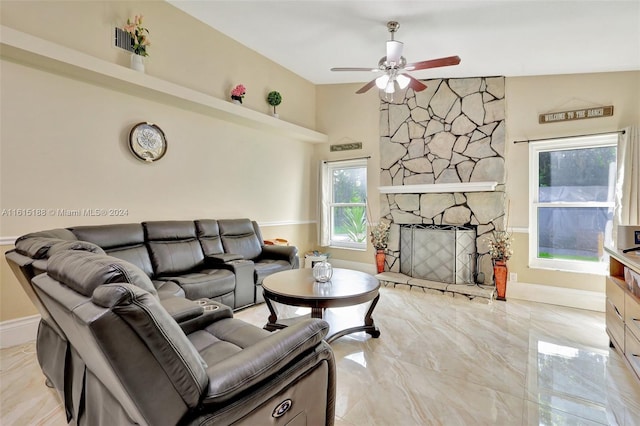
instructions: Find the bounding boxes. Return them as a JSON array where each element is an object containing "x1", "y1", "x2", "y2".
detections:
[
  {"x1": 606, "y1": 277, "x2": 625, "y2": 317},
  {"x1": 625, "y1": 293, "x2": 640, "y2": 341},
  {"x1": 607, "y1": 298, "x2": 625, "y2": 349},
  {"x1": 624, "y1": 326, "x2": 640, "y2": 380}
]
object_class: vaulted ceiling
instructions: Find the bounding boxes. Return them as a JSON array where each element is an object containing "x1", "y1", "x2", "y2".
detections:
[{"x1": 168, "y1": 1, "x2": 640, "y2": 85}]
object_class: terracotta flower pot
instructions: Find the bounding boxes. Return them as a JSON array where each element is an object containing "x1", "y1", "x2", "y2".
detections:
[
  {"x1": 493, "y1": 260, "x2": 508, "y2": 301},
  {"x1": 375, "y1": 249, "x2": 385, "y2": 274}
]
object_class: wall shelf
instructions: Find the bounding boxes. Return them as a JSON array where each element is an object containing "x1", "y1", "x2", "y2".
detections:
[{"x1": 0, "y1": 25, "x2": 328, "y2": 144}]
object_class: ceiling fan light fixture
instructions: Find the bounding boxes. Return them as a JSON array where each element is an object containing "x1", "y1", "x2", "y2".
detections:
[
  {"x1": 396, "y1": 74, "x2": 410, "y2": 89},
  {"x1": 375, "y1": 74, "x2": 390, "y2": 89},
  {"x1": 384, "y1": 79, "x2": 395, "y2": 94}
]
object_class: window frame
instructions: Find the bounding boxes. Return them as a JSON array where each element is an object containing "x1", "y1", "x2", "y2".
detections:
[
  {"x1": 323, "y1": 158, "x2": 368, "y2": 250},
  {"x1": 528, "y1": 134, "x2": 618, "y2": 275}
]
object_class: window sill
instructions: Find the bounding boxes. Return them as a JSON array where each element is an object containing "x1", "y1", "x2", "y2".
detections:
[
  {"x1": 328, "y1": 245, "x2": 366, "y2": 252},
  {"x1": 528, "y1": 260, "x2": 608, "y2": 276}
]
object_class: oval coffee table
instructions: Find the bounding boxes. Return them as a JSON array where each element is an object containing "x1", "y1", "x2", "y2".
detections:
[{"x1": 262, "y1": 268, "x2": 381, "y2": 343}]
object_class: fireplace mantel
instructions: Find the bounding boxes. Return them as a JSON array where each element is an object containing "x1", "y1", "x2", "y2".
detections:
[{"x1": 378, "y1": 181, "x2": 498, "y2": 194}]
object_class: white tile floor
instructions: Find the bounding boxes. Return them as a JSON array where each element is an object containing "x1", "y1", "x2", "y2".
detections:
[{"x1": 2, "y1": 284, "x2": 639, "y2": 425}]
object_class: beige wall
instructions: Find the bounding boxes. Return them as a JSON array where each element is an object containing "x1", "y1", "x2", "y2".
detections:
[
  {"x1": 505, "y1": 71, "x2": 640, "y2": 292},
  {"x1": 0, "y1": 0, "x2": 316, "y2": 129},
  {"x1": 315, "y1": 72, "x2": 640, "y2": 292},
  {"x1": 315, "y1": 84, "x2": 380, "y2": 263},
  {"x1": 0, "y1": 1, "x2": 319, "y2": 321}
]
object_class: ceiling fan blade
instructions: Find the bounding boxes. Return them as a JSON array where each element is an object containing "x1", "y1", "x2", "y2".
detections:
[
  {"x1": 405, "y1": 55, "x2": 461, "y2": 71},
  {"x1": 331, "y1": 67, "x2": 379, "y2": 72},
  {"x1": 401, "y1": 73, "x2": 428, "y2": 92},
  {"x1": 386, "y1": 40, "x2": 404, "y2": 64},
  {"x1": 356, "y1": 79, "x2": 378, "y2": 94}
]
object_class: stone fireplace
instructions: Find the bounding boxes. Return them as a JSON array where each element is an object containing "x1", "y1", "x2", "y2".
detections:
[{"x1": 377, "y1": 77, "x2": 506, "y2": 301}]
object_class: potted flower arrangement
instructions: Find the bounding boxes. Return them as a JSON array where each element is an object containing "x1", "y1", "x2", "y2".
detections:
[
  {"x1": 266, "y1": 91, "x2": 282, "y2": 118},
  {"x1": 231, "y1": 84, "x2": 246, "y2": 104},
  {"x1": 487, "y1": 230, "x2": 513, "y2": 300},
  {"x1": 123, "y1": 15, "x2": 150, "y2": 72},
  {"x1": 370, "y1": 220, "x2": 390, "y2": 273}
]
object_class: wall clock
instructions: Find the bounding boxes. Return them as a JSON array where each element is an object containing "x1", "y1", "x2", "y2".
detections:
[{"x1": 128, "y1": 122, "x2": 167, "y2": 162}]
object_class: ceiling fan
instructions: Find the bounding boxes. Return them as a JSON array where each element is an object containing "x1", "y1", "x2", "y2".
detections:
[{"x1": 331, "y1": 21, "x2": 461, "y2": 95}]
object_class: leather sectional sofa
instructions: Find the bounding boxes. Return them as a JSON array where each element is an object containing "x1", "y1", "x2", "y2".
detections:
[
  {"x1": 10, "y1": 218, "x2": 299, "y2": 310},
  {"x1": 5, "y1": 219, "x2": 335, "y2": 425}
]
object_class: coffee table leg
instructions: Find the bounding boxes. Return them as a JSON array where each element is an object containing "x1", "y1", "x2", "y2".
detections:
[
  {"x1": 311, "y1": 307, "x2": 323, "y2": 319},
  {"x1": 325, "y1": 294, "x2": 381, "y2": 343},
  {"x1": 364, "y1": 294, "x2": 381, "y2": 338},
  {"x1": 264, "y1": 296, "x2": 286, "y2": 332}
]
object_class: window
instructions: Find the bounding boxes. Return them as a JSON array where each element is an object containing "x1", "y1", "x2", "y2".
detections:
[
  {"x1": 320, "y1": 159, "x2": 368, "y2": 250},
  {"x1": 529, "y1": 134, "x2": 617, "y2": 274}
]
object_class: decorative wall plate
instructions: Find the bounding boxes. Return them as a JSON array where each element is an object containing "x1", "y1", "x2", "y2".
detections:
[{"x1": 129, "y1": 122, "x2": 167, "y2": 162}]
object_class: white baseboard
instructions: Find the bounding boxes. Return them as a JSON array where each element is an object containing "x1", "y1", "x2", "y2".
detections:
[
  {"x1": 320, "y1": 261, "x2": 605, "y2": 312},
  {"x1": 507, "y1": 281, "x2": 605, "y2": 312},
  {"x1": 326, "y1": 259, "x2": 377, "y2": 275},
  {"x1": 0, "y1": 315, "x2": 40, "y2": 349}
]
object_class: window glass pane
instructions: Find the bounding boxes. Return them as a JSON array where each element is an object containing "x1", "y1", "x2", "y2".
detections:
[
  {"x1": 332, "y1": 167, "x2": 367, "y2": 203},
  {"x1": 538, "y1": 147, "x2": 616, "y2": 202},
  {"x1": 331, "y1": 205, "x2": 367, "y2": 244},
  {"x1": 537, "y1": 207, "x2": 612, "y2": 262}
]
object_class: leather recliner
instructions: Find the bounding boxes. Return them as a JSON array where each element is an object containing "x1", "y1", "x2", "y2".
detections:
[{"x1": 30, "y1": 250, "x2": 336, "y2": 425}]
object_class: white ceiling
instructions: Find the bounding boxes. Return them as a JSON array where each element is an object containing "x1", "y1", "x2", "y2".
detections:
[{"x1": 168, "y1": 1, "x2": 640, "y2": 86}]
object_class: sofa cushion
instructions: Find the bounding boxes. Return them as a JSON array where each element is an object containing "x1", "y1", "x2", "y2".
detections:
[
  {"x1": 161, "y1": 269, "x2": 235, "y2": 300},
  {"x1": 254, "y1": 260, "x2": 292, "y2": 284},
  {"x1": 47, "y1": 251, "x2": 157, "y2": 298},
  {"x1": 71, "y1": 224, "x2": 144, "y2": 250},
  {"x1": 71, "y1": 224, "x2": 154, "y2": 277},
  {"x1": 144, "y1": 221, "x2": 205, "y2": 275},
  {"x1": 154, "y1": 280, "x2": 186, "y2": 299},
  {"x1": 195, "y1": 220, "x2": 224, "y2": 255},
  {"x1": 218, "y1": 219, "x2": 262, "y2": 260}
]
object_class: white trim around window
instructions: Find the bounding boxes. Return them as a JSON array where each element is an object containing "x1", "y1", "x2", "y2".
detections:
[
  {"x1": 319, "y1": 158, "x2": 368, "y2": 250},
  {"x1": 528, "y1": 133, "x2": 618, "y2": 275}
]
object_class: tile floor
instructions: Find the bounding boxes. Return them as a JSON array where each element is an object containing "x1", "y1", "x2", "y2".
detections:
[{"x1": 1, "y1": 284, "x2": 639, "y2": 425}]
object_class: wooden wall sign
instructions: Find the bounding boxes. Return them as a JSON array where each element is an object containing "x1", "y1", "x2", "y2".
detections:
[
  {"x1": 330, "y1": 142, "x2": 362, "y2": 152},
  {"x1": 539, "y1": 105, "x2": 614, "y2": 124}
]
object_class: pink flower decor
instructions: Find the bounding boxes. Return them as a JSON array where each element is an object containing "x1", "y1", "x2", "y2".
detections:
[
  {"x1": 124, "y1": 15, "x2": 150, "y2": 57},
  {"x1": 231, "y1": 84, "x2": 246, "y2": 103}
]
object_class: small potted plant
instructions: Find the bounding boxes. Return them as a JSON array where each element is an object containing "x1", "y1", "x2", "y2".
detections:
[
  {"x1": 267, "y1": 91, "x2": 282, "y2": 118},
  {"x1": 231, "y1": 84, "x2": 246, "y2": 104},
  {"x1": 487, "y1": 230, "x2": 513, "y2": 301},
  {"x1": 370, "y1": 220, "x2": 390, "y2": 273}
]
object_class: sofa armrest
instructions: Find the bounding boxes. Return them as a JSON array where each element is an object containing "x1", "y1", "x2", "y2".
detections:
[
  {"x1": 261, "y1": 245, "x2": 298, "y2": 264},
  {"x1": 161, "y1": 297, "x2": 204, "y2": 322},
  {"x1": 202, "y1": 318, "x2": 329, "y2": 404},
  {"x1": 174, "y1": 300, "x2": 234, "y2": 335},
  {"x1": 205, "y1": 253, "x2": 244, "y2": 264}
]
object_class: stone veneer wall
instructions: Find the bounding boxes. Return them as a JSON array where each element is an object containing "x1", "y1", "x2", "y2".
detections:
[{"x1": 379, "y1": 77, "x2": 507, "y2": 281}]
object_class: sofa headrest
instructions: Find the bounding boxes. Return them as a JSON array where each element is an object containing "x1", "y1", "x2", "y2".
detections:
[
  {"x1": 47, "y1": 251, "x2": 157, "y2": 298},
  {"x1": 70, "y1": 224, "x2": 145, "y2": 250},
  {"x1": 195, "y1": 220, "x2": 224, "y2": 255},
  {"x1": 143, "y1": 221, "x2": 197, "y2": 241},
  {"x1": 15, "y1": 237, "x2": 101, "y2": 259},
  {"x1": 48, "y1": 240, "x2": 105, "y2": 257},
  {"x1": 16, "y1": 228, "x2": 77, "y2": 243},
  {"x1": 15, "y1": 237, "x2": 64, "y2": 259},
  {"x1": 218, "y1": 219, "x2": 254, "y2": 237}
]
